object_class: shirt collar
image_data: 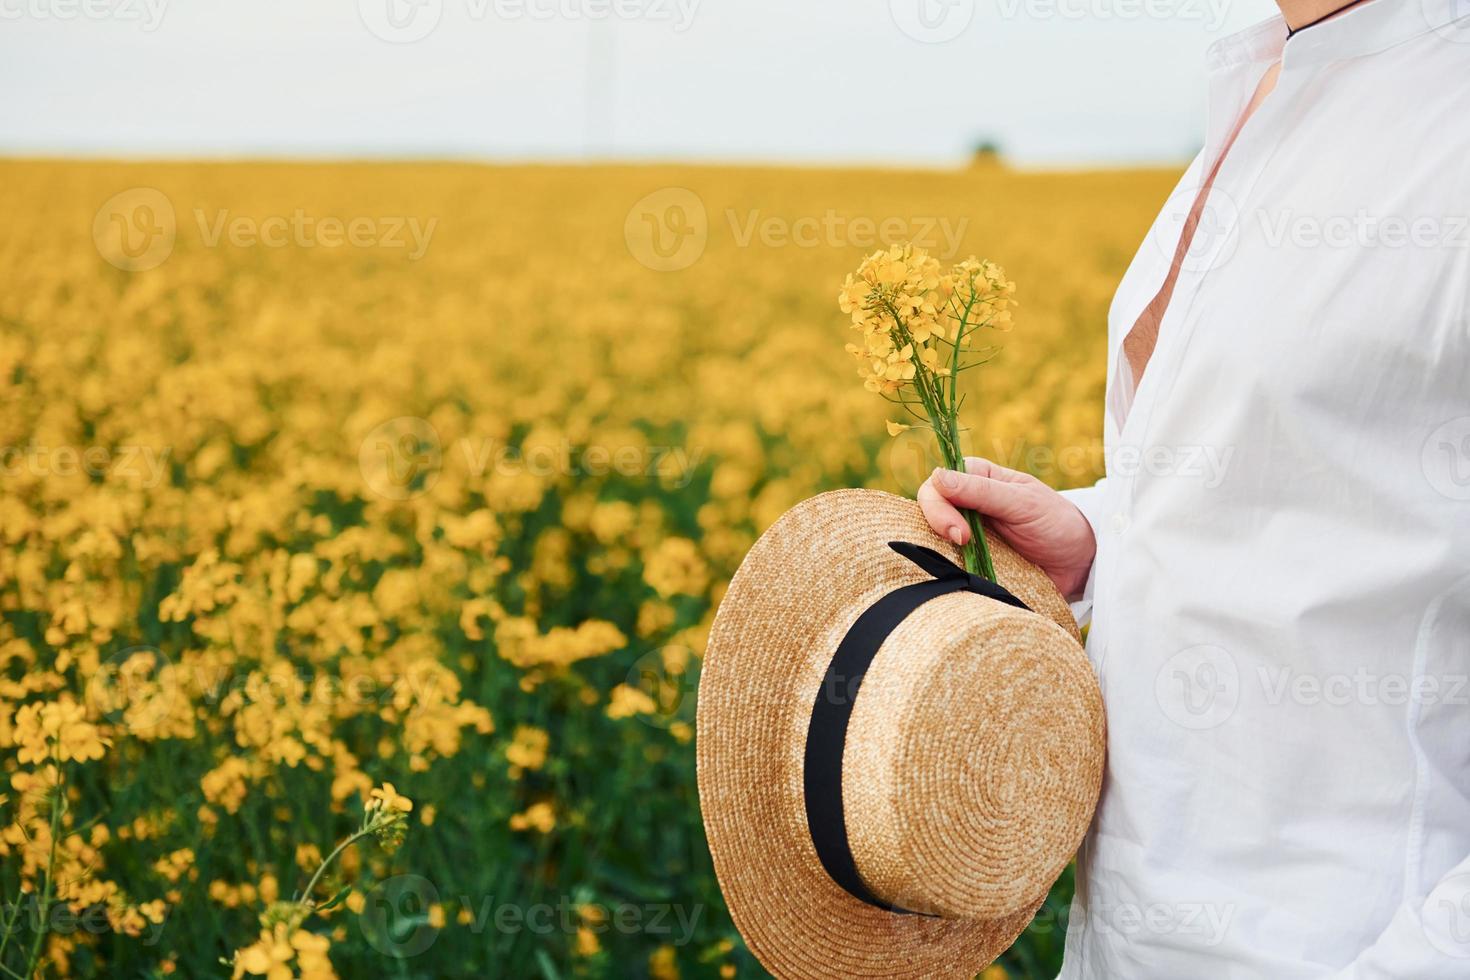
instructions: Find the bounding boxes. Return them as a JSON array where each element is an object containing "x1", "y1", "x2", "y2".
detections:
[{"x1": 1207, "y1": 0, "x2": 1470, "y2": 73}]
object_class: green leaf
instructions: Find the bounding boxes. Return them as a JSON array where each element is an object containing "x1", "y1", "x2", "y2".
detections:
[
  {"x1": 535, "y1": 948, "x2": 563, "y2": 980},
  {"x1": 315, "y1": 885, "x2": 352, "y2": 913}
]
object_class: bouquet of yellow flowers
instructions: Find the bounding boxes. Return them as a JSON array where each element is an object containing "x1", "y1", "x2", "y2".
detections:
[{"x1": 839, "y1": 243, "x2": 1017, "y2": 580}]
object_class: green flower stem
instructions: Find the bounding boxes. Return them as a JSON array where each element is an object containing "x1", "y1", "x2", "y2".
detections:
[
  {"x1": 882, "y1": 293, "x2": 998, "y2": 582},
  {"x1": 298, "y1": 821, "x2": 378, "y2": 907},
  {"x1": 25, "y1": 751, "x2": 65, "y2": 980},
  {"x1": 945, "y1": 414, "x2": 995, "y2": 581},
  {"x1": 0, "y1": 887, "x2": 26, "y2": 979}
]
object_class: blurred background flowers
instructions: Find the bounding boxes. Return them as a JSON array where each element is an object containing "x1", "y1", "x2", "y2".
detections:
[{"x1": 0, "y1": 159, "x2": 1171, "y2": 977}]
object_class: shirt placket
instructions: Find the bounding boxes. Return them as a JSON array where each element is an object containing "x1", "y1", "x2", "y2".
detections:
[{"x1": 1094, "y1": 55, "x2": 1309, "y2": 672}]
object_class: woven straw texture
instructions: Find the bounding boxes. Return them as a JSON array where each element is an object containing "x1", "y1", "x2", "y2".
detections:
[{"x1": 696, "y1": 489, "x2": 1104, "y2": 979}]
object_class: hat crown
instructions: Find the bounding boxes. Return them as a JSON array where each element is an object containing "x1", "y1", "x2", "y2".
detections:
[{"x1": 839, "y1": 593, "x2": 1104, "y2": 919}]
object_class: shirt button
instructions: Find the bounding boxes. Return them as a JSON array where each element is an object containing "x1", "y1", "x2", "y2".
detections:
[{"x1": 1110, "y1": 512, "x2": 1130, "y2": 535}]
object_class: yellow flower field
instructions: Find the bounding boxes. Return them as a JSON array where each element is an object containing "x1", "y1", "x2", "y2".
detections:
[{"x1": 0, "y1": 159, "x2": 1175, "y2": 978}]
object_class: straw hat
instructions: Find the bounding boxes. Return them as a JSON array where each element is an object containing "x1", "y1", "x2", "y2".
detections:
[{"x1": 696, "y1": 489, "x2": 1104, "y2": 979}]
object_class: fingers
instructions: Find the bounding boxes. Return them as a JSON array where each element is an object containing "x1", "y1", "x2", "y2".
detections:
[
  {"x1": 927, "y1": 466, "x2": 1037, "y2": 523},
  {"x1": 962, "y1": 456, "x2": 1035, "y2": 485},
  {"x1": 918, "y1": 476, "x2": 969, "y2": 545},
  {"x1": 919, "y1": 459, "x2": 1041, "y2": 544}
]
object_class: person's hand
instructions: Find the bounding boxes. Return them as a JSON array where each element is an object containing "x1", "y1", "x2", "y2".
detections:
[{"x1": 917, "y1": 457, "x2": 1096, "y2": 600}]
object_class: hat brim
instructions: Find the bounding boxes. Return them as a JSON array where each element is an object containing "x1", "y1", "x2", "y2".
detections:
[{"x1": 696, "y1": 489, "x2": 1089, "y2": 978}]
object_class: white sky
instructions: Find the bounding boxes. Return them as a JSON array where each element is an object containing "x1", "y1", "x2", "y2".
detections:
[{"x1": 0, "y1": 0, "x2": 1278, "y2": 166}]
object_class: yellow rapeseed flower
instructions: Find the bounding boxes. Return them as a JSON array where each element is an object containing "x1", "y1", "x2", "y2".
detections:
[
  {"x1": 13, "y1": 698, "x2": 109, "y2": 765},
  {"x1": 605, "y1": 684, "x2": 658, "y2": 720},
  {"x1": 505, "y1": 726, "x2": 550, "y2": 775},
  {"x1": 508, "y1": 801, "x2": 556, "y2": 834},
  {"x1": 366, "y1": 782, "x2": 413, "y2": 815},
  {"x1": 649, "y1": 944, "x2": 680, "y2": 980},
  {"x1": 642, "y1": 538, "x2": 709, "y2": 598}
]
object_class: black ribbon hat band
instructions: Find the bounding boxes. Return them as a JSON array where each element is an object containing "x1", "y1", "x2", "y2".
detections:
[{"x1": 801, "y1": 541, "x2": 1031, "y2": 915}]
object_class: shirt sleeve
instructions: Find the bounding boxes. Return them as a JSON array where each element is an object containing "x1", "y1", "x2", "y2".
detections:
[
  {"x1": 1331, "y1": 864, "x2": 1470, "y2": 977},
  {"x1": 1058, "y1": 479, "x2": 1107, "y2": 628}
]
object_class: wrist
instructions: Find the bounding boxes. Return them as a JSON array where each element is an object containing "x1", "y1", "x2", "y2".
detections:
[{"x1": 1054, "y1": 536, "x2": 1097, "y2": 601}]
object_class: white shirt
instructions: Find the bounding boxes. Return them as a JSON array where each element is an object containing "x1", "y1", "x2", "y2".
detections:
[{"x1": 1057, "y1": 2, "x2": 1470, "y2": 976}]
